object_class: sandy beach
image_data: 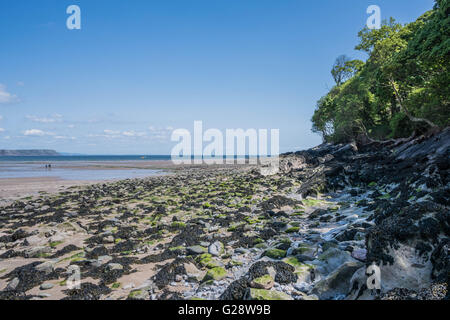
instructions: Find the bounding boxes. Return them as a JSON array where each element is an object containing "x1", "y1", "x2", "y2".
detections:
[
  {"x1": 0, "y1": 131, "x2": 448, "y2": 300},
  {"x1": 0, "y1": 160, "x2": 247, "y2": 205},
  {"x1": 0, "y1": 160, "x2": 177, "y2": 205},
  {"x1": 0, "y1": 177, "x2": 96, "y2": 205}
]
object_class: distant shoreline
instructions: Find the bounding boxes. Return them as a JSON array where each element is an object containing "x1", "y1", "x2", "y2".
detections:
[{"x1": 0, "y1": 149, "x2": 60, "y2": 156}]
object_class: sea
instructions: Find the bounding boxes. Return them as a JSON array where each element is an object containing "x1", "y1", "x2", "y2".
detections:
[{"x1": 0, "y1": 155, "x2": 171, "y2": 181}]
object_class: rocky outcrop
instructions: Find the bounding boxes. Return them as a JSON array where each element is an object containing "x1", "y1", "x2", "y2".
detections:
[{"x1": 276, "y1": 128, "x2": 450, "y2": 300}]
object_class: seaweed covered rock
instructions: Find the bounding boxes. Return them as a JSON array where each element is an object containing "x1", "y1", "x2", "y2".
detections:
[
  {"x1": 220, "y1": 260, "x2": 297, "y2": 300},
  {"x1": 245, "y1": 288, "x2": 293, "y2": 300}
]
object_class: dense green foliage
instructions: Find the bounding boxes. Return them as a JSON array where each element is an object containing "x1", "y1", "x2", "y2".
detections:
[{"x1": 312, "y1": 0, "x2": 449, "y2": 143}]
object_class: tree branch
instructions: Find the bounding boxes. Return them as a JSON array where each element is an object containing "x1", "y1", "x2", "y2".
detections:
[{"x1": 388, "y1": 77, "x2": 438, "y2": 128}]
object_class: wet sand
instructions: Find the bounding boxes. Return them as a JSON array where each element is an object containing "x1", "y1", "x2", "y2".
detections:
[
  {"x1": 0, "y1": 160, "x2": 244, "y2": 205},
  {"x1": 0, "y1": 177, "x2": 96, "y2": 205},
  {"x1": 0, "y1": 160, "x2": 177, "y2": 205},
  {"x1": 0, "y1": 160, "x2": 177, "y2": 171}
]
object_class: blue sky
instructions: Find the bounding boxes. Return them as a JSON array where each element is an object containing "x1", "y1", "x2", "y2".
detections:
[{"x1": 0, "y1": 0, "x2": 434, "y2": 154}]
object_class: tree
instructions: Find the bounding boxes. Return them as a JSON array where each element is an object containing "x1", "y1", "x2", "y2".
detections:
[
  {"x1": 355, "y1": 18, "x2": 403, "y2": 54},
  {"x1": 387, "y1": 77, "x2": 437, "y2": 129},
  {"x1": 331, "y1": 55, "x2": 364, "y2": 86},
  {"x1": 311, "y1": 1, "x2": 448, "y2": 143}
]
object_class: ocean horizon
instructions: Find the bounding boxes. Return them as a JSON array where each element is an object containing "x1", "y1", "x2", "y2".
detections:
[
  {"x1": 0, "y1": 155, "x2": 171, "y2": 180},
  {"x1": 0, "y1": 154, "x2": 266, "y2": 162},
  {"x1": 0, "y1": 155, "x2": 172, "y2": 162},
  {"x1": 0, "y1": 155, "x2": 264, "y2": 180}
]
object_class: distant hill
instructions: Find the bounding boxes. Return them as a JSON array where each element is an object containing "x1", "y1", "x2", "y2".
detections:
[{"x1": 0, "y1": 149, "x2": 60, "y2": 156}]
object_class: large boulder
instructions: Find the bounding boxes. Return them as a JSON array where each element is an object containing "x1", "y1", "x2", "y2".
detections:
[
  {"x1": 373, "y1": 244, "x2": 433, "y2": 293},
  {"x1": 250, "y1": 274, "x2": 275, "y2": 290},
  {"x1": 208, "y1": 241, "x2": 224, "y2": 256},
  {"x1": 314, "y1": 248, "x2": 356, "y2": 275},
  {"x1": 311, "y1": 261, "x2": 363, "y2": 299}
]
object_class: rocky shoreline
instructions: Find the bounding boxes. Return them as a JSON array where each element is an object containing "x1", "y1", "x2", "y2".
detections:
[{"x1": 0, "y1": 128, "x2": 448, "y2": 300}]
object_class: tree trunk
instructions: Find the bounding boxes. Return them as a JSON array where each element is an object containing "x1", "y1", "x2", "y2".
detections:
[{"x1": 389, "y1": 78, "x2": 438, "y2": 128}]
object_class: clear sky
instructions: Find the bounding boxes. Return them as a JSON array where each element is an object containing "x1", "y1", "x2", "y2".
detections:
[{"x1": 0, "y1": 0, "x2": 435, "y2": 154}]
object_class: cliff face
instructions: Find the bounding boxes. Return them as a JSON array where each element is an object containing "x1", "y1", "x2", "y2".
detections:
[{"x1": 0, "y1": 150, "x2": 60, "y2": 156}]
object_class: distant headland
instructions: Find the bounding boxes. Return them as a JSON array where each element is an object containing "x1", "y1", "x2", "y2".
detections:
[{"x1": 0, "y1": 149, "x2": 60, "y2": 156}]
